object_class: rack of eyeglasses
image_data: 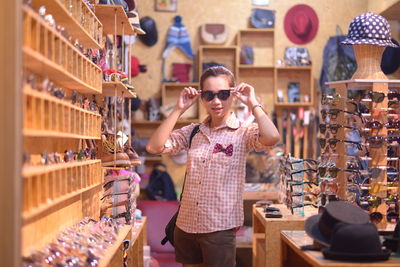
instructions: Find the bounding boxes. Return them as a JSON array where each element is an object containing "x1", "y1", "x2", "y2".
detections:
[
  {"x1": 280, "y1": 154, "x2": 319, "y2": 216},
  {"x1": 21, "y1": 217, "x2": 132, "y2": 267},
  {"x1": 23, "y1": 5, "x2": 103, "y2": 94},
  {"x1": 29, "y1": 0, "x2": 103, "y2": 49},
  {"x1": 319, "y1": 79, "x2": 400, "y2": 228}
]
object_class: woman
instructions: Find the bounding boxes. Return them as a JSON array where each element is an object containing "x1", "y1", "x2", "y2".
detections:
[{"x1": 146, "y1": 66, "x2": 280, "y2": 266}]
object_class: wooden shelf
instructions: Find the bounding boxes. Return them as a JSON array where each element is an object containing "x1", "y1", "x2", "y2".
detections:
[
  {"x1": 274, "y1": 102, "x2": 313, "y2": 107},
  {"x1": 31, "y1": 0, "x2": 103, "y2": 49},
  {"x1": 22, "y1": 160, "x2": 102, "y2": 217},
  {"x1": 239, "y1": 28, "x2": 274, "y2": 33},
  {"x1": 23, "y1": 159, "x2": 101, "y2": 178},
  {"x1": 102, "y1": 82, "x2": 136, "y2": 98},
  {"x1": 23, "y1": 87, "x2": 101, "y2": 139},
  {"x1": 22, "y1": 182, "x2": 102, "y2": 221},
  {"x1": 326, "y1": 79, "x2": 400, "y2": 89},
  {"x1": 99, "y1": 225, "x2": 132, "y2": 267},
  {"x1": 239, "y1": 65, "x2": 274, "y2": 69},
  {"x1": 276, "y1": 66, "x2": 312, "y2": 70},
  {"x1": 94, "y1": 4, "x2": 136, "y2": 35},
  {"x1": 23, "y1": 6, "x2": 102, "y2": 93}
]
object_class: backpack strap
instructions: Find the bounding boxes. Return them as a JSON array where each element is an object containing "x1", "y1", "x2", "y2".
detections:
[{"x1": 180, "y1": 124, "x2": 200, "y2": 201}]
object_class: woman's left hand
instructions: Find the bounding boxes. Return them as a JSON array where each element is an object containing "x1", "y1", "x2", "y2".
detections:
[{"x1": 232, "y1": 82, "x2": 258, "y2": 107}]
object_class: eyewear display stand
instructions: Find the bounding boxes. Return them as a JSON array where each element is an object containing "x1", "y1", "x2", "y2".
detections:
[
  {"x1": 252, "y1": 204, "x2": 317, "y2": 267},
  {"x1": 280, "y1": 230, "x2": 400, "y2": 267},
  {"x1": 325, "y1": 44, "x2": 400, "y2": 230}
]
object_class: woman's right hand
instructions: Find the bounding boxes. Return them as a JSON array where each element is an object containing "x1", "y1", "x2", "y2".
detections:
[{"x1": 176, "y1": 87, "x2": 200, "y2": 113}]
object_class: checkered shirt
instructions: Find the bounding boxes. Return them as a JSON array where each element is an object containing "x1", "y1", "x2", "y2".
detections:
[{"x1": 161, "y1": 113, "x2": 272, "y2": 233}]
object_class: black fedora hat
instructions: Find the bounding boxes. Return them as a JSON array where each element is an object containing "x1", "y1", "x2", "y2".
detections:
[
  {"x1": 381, "y1": 39, "x2": 400, "y2": 75},
  {"x1": 383, "y1": 220, "x2": 400, "y2": 252},
  {"x1": 305, "y1": 201, "x2": 369, "y2": 247},
  {"x1": 322, "y1": 223, "x2": 391, "y2": 261},
  {"x1": 138, "y1": 16, "x2": 158, "y2": 46}
]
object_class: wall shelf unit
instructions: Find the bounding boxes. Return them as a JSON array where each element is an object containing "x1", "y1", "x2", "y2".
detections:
[
  {"x1": 102, "y1": 81, "x2": 137, "y2": 97},
  {"x1": 31, "y1": 0, "x2": 103, "y2": 49},
  {"x1": 198, "y1": 45, "x2": 238, "y2": 77},
  {"x1": 237, "y1": 29, "x2": 275, "y2": 66}
]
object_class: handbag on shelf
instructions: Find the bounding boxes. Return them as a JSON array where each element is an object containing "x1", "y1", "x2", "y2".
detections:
[
  {"x1": 200, "y1": 24, "x2": 228, "y2": 44},
  {"x1": 99, "y1": 0, "x2": 129, "y2": 12},
  {"x1": 240, "y1": 45, "x2": 254, "y2": 65},
  {"x1": 250, "y1": 8, "x2": 275, "y2": 28},
  {"x1": 161, "y1": 125, "x2": 200, "y2": 247},
  {"x1": 284, "y1": 47, "x2": 311, "y2": 66}
]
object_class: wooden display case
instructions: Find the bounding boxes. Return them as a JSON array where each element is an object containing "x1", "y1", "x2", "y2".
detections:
[
  {"x1": 237, "y1": 29, "x2": 274, "y2": 67},
  {"x1": 31, "y1": 0, "x2": 103, "y2": 49},
  {"x1": 94, "y1": 4, "x2": 136, "y2": 35},
  {"x1": 274, "y1": 66, "x2": 313, "y2": 107},
  {"x1": 23, "y1": 87, "x2": 101, "y2": 139},
  {"x1": 23, "y1": 6, "x2": 103, "y2": 94},
  {"x1": 198, "y1": 45, "x2": 238, "y2": 78}
]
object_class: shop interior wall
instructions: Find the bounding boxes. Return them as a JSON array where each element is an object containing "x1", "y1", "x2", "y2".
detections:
[{"x1": 132, "y1": 0, "x2": 369, "y2": 101}]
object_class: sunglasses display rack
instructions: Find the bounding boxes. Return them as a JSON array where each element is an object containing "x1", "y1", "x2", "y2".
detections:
[
  {"x1": 321, "y1": 42, "x2": 400, "y2": 229},
  {"x1": 23, "y1": 85, "x2": 101, "y2": 139},
  {"x1": 23, "y1": 6, "x2": 103, "y2": 94},
  {"x1": 30, "y1": 0, "x2": 104, "y2": 49}
]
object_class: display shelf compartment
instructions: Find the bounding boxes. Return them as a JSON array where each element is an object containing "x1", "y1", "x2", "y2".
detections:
[
  {"x1": 94, "y1": 4, "x2": 136, "y2": 35},
  {"x1": 23, "y1": 87, "x2": 101, "y2": 139},
  {"x1": 198, "y1": 46, "x2": 238, "y2": 77},
  {"x1": 237, "y1": 29, "x2": 274, "y2": 66},
  {"x1": 22, "y1": 160, "x2": 102, "y2": 219},
  {"x1": 23, "y1": 6, "x2": 102, "y2": 93},
  {"x1": 102, "y1": 82, "x2": 136, "y2": 98},
  {"x1": 31, "y1": 0, "x2": 103, "y2": 49},
  {"x1": 162, "y1": 83, "x2": 199, "y2": 120},
  {"x1": 99, "y1": 225, "x2": 132, "y2": 267},
  {"x1": 238, "y1": 67, "x2": 274, "y2": 113},
  {"x1": 274, "y1": 67, "x2": 313, "y2": 106}
]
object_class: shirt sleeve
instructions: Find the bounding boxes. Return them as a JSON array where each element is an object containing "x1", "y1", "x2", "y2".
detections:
[
  {"x1": 245, "y1": 123, "x2": 274, "y2": 153},
  {"x1": 160, "y1": 123, "x2": 197, "y2": 155}
]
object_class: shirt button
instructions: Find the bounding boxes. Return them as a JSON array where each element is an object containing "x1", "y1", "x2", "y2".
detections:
[
  {"x1": 202, "y1": 160, "x2": 205, "y2": 163},
  {"x1": 199, "y1": 181, "x2": 201, "y2": 184}
]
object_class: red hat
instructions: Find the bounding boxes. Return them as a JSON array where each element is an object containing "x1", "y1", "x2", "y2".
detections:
[
  {"x1": 131, "y1": 56, "x2": 140, "y2": 77},
  {"x1": 284, "y1": 4, "x2": 319, "y2": 45}
]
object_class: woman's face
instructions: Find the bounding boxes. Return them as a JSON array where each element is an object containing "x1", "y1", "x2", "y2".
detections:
[{"x1": 201, "y1": 75, "x2": 234, "y2": 120}]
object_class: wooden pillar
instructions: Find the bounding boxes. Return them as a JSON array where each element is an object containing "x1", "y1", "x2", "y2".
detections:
[{"x1": 0, "y1": 0, "x2": 22, "y2": 266}]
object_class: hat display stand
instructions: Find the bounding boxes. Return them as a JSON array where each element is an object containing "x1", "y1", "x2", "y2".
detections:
[{"x1": 351, "y1": 45, "x2": 387, "y2": 80}]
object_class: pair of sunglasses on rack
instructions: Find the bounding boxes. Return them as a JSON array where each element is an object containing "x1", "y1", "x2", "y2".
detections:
[
  {"x1": 317, "y1": 166, "x2": 361, "y2": 178},
  {"x1": 319, "y1": 123, "x2": 357, "y2": 135},
  {"x1": 364, "y1": 120, "x2": 400, "y2": 130},
  {"x1": 352, "y1": 91, "x2": 400, "y2": 103},
  {"x1": 319, "y1": 138, "x2": 363, "y2": 150},
  {"x1": 360, "y1": 167, "x2": 399, "y2": 181},
  {"x1": 321, "y1": 108, "x2": 361, "y2": 120},
  {"x1": 201, "y1": 89, "x2": 231, "y2": 101}
]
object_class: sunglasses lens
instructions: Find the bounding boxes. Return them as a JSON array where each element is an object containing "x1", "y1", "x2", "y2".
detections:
[
  {"x1": 319, "y1": 124, "x2": 327, "y2": 134},
  {"x1": 370, "y1": 212, "x2": 383, "y2": 224},
  {"x1": 387, "y1": 167, "x2": 398, "y2": 182},
  {"x1": 387, "y1": 211, "x2": 399, "y2": 223},
  {"x1": 201, "y1": 91, "x2": 214, "y2": 101},
  {"x1": 321, "y1": 110, "x2": 327, "y2": 120},
  {"x1": 369, "y1": 168, "x2": 381, "y2": 179},
  {"x1": 371, "y1": 92, "x2": 385, "y2": 103},
  {"x1": 328, "y1": 138, "x2": 339, "y2": 148},
  {"x1": 329, "y1": 167, "x2": 340, "y2": 178},
  {"x1": 330, "y1": 125, "x2": 340, "y2": 134},
  {"x1": 218, "y1": 90, "x2": 230, "y2": 100},
  {"x1": 318, "y1": 167, "x2": 326, "y2": 177},
  {"x1": 319, "y1": 138, "x2": 326, "y2": 149},
  {"x1": 366, "y1": 121, "x2": 382, "y2": 129},
  {"x1": 368, "y1": 197, "x2": 381, "y2": 208}
]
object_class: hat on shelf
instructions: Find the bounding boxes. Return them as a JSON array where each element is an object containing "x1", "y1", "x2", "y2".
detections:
[
  {"x1": 138, "y1": 16, "x2": 158, "y2": 46},
  {"x1": 341, "y1": 12, "x2": 399, "y2": 47},
  {"x1": 381, "y1": 38, "x2": 400, "y2": 74},
  {"x1": 127, "y1": 11, "x2": 146, "y2": 35},
  {"x1": 162, "y1": 15, "x2": 195, "y2": 59},
  {"x1": 304, "y1": 201, "x2": 370, "y2": 247},
  {"x1": 322, "y1": 223, "x2": 391, "y2": 261},
  {"x1": 284, "y1": 4, "x2": 319, "y2": 45}
]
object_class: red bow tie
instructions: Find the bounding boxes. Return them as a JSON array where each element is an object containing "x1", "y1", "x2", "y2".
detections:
[{"x1": 213, "y1": 143, "x2": 233, "y2": 156}]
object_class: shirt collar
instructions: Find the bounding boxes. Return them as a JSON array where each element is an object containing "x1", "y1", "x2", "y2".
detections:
[{"x1": 201, "y1": 112, "x2": 240, "y2": 130}]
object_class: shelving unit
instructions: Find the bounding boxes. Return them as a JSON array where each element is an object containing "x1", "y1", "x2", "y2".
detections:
[
  {"x1": 31, "y1": 0, "x2": 103, "y2": 49},
  {"x1": 237, "y1": 29, "x2": 275, "y2": 66},
  {"x1": 102, "y1": 81, "x2": 137, "y2": 97},
  {"x1": 23, "y1": 6, "x2": 102, "y2": 93},
  {"x1": 198, "y1": 45, "x2": 238, "y2": 77},
  {"x1": 23, "y1": 87, "x2": 101, "y2": 139},
  {"x1": 99, "y1": 225, "x2": 132, "y2": 267}
]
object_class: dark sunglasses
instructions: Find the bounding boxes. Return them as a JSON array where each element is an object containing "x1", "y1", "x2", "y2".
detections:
[
  {"x1": 321, "y1": 93, "x2": 341, "y2": 105},
  {"x1": 319, "y1": 138, "x2": 363, "y2": 151},
  {"x1": 318, "y1": 166, "x2": 360, "y2": 178},
  {"x1": 319, "y1": 123, "x2": 357, "y2": 135},
  {"x1": 201, "y1": 90, "x2": 231, "y2": 101},
  {"x1": 321, "y1": 108, "x2": 359, "y2": 120},
  {"x1": 367, "y1": 135, "x2": 400, "y2": 149}
]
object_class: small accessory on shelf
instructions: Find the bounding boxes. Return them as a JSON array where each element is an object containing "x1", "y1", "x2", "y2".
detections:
[
  {"x1": 265, "y1": 211, "x2": 282, "y2": 218},
  {"x1": 265, "y1": 206, "x2": 280, "y2": 212},
  {"x1": 284, "y1": 47, "x2": 311, "y2": 66},
  {"x1": 240, "y1": 45, "x2": 254, "y2": 65},
  {"x1": 287, "y1": 82, "x2": 300, "y2": 103},
  {"x1": 341, "y1": 12, "x2": 399, "y2": 47},
  {"x1": 138, "y1": 16, "x2": 158, "y2": 47},
  {"x1": 250, "y1": 8, "x2": 275, "y2": 28},
  {"x1": 200, "y1": 24, "x2": 228, "y2": 44},
  {"x1": 172, "y1": 63, "x2": 192, "y2": 83}
]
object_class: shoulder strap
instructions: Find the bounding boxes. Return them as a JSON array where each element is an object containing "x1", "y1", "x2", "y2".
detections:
[{"x1": 180, "y1": 124, "x2": 200, "y2": 201}]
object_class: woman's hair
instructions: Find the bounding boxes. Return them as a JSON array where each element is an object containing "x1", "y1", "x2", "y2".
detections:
[{"x1": 199, "y1": 66, "x2": 236, "y2": 90}]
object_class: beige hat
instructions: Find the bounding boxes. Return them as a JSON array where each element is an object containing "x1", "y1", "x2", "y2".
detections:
[{"x1": 127, "y1": 11, "x2": 146, "y2": 35}]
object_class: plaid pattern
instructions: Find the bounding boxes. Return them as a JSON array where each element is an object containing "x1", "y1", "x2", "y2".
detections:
[{"x1": 161, "y1": 113, "x2": 272, "y2": 233}]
